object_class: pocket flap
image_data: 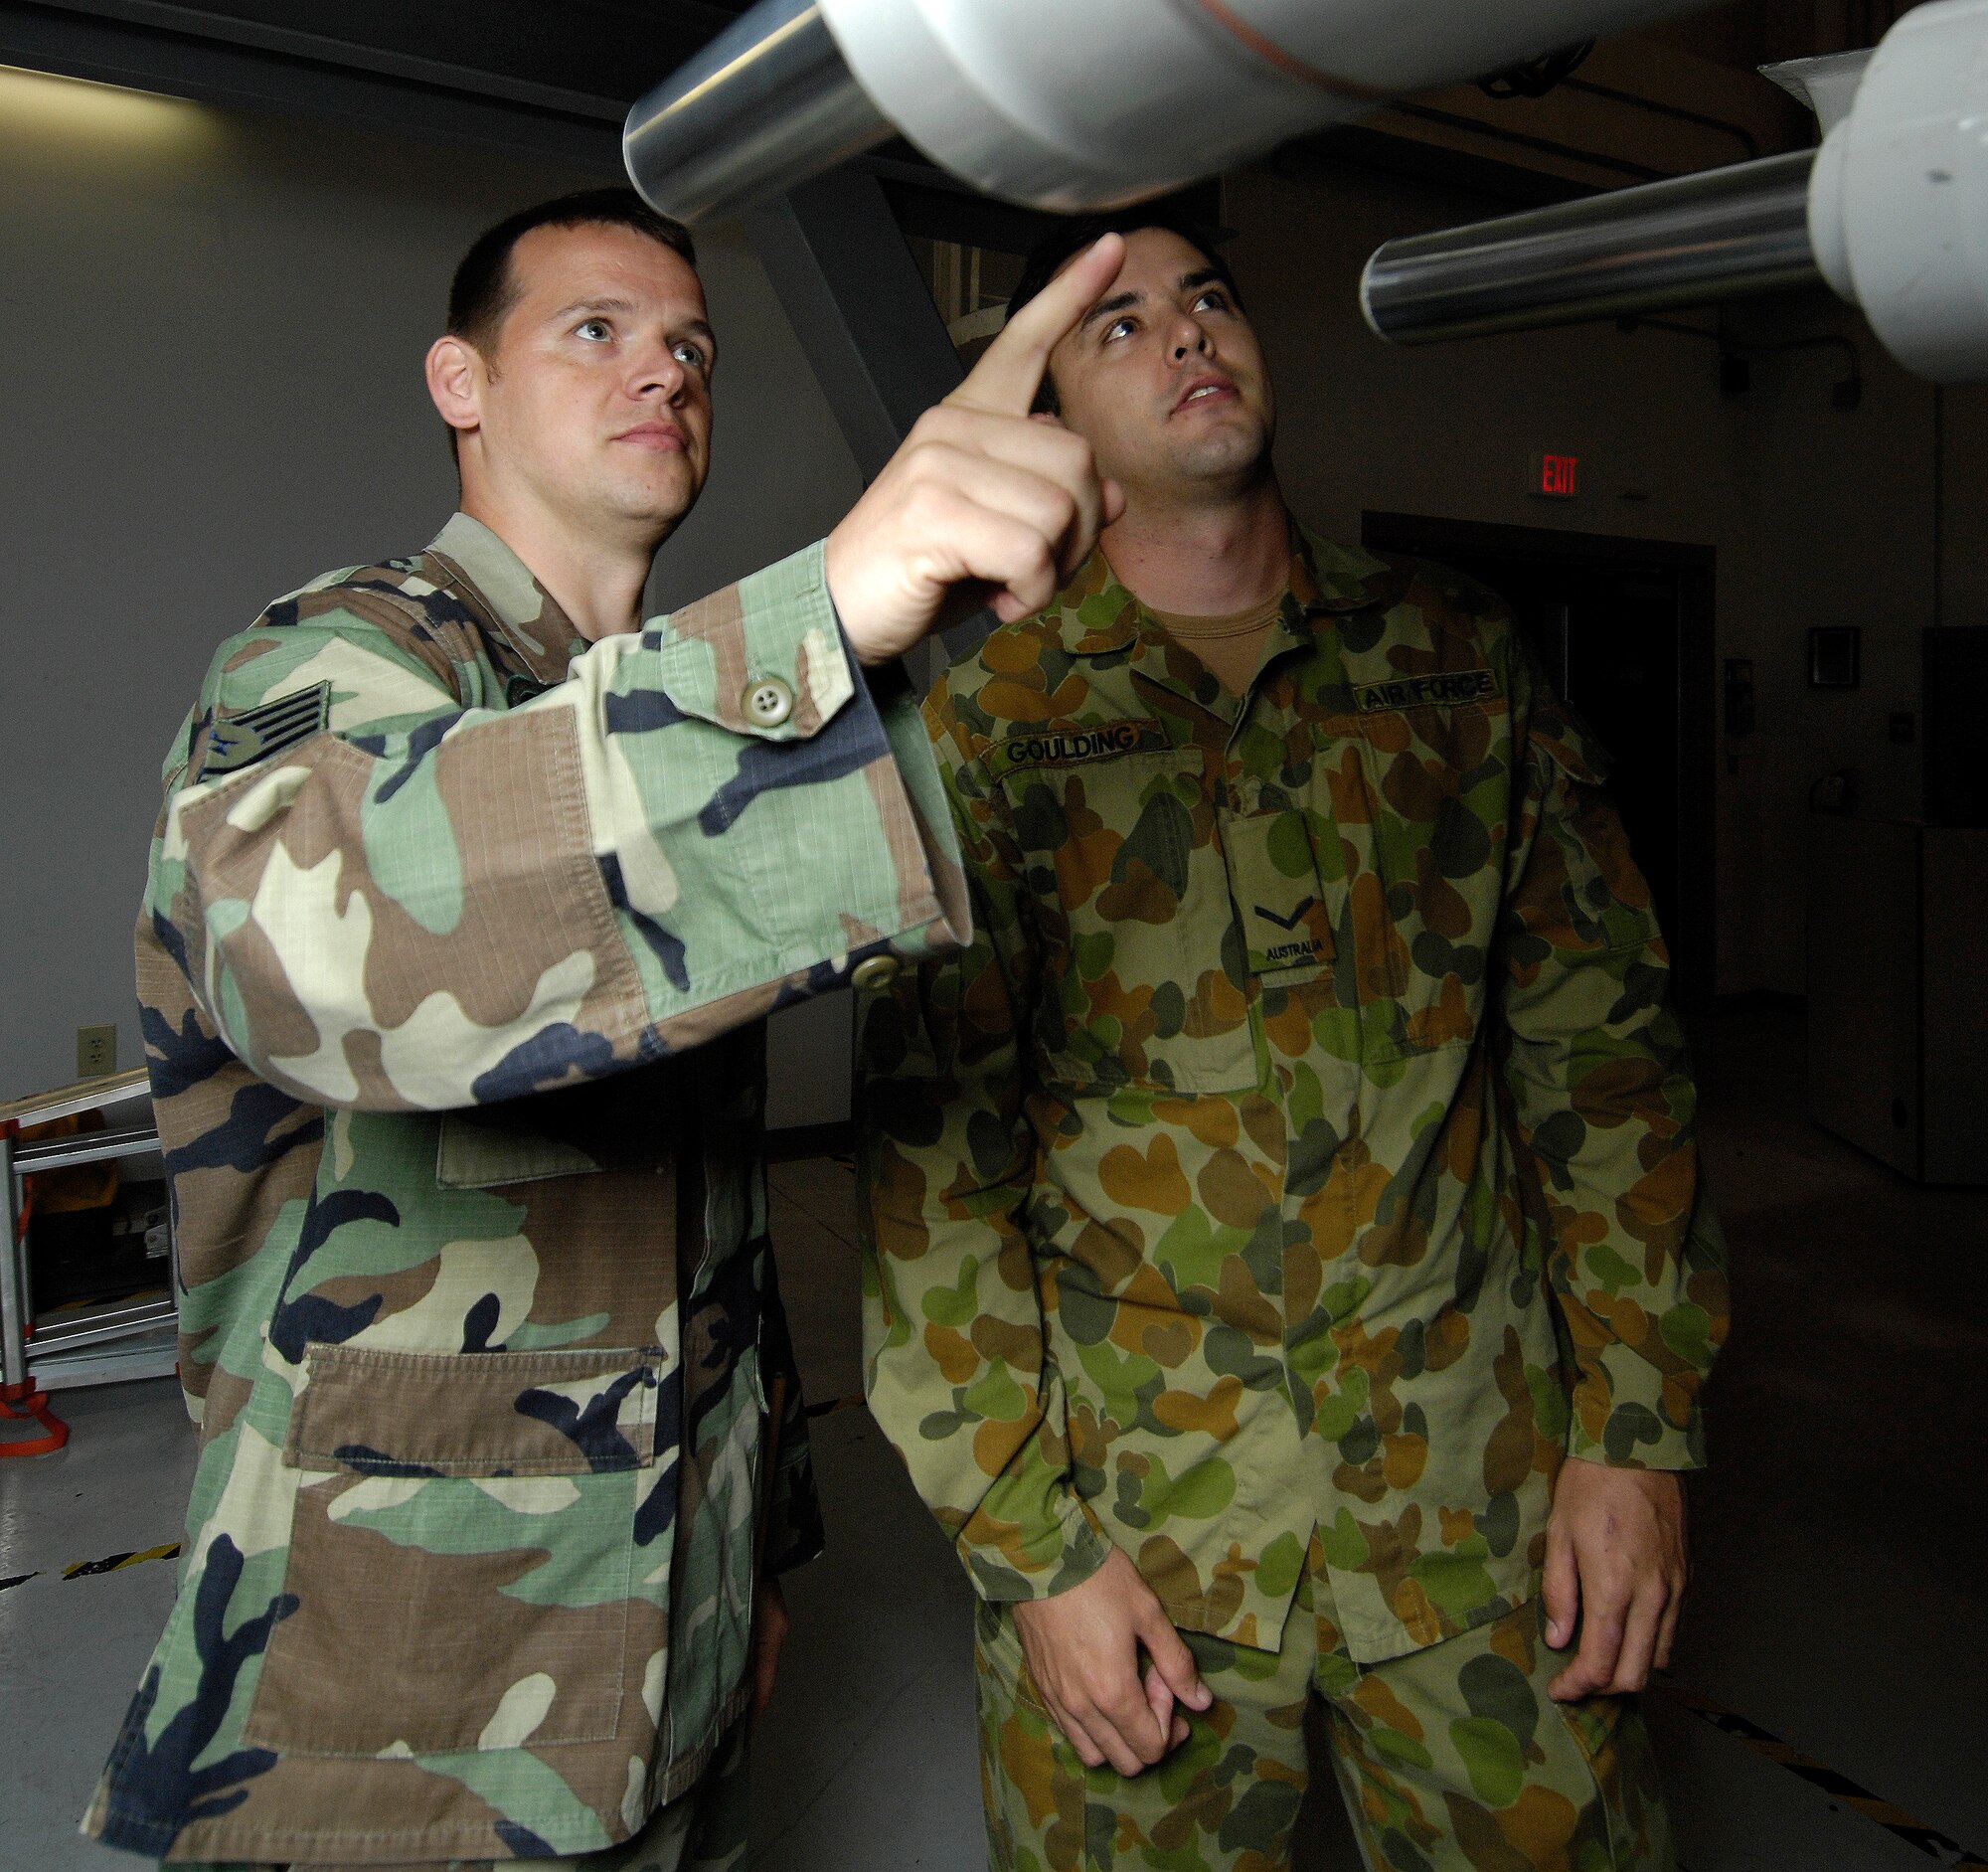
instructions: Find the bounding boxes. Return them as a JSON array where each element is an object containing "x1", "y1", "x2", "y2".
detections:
[
  {"x1": 1529, "y1": 697, "x2": 1612, "y2": 786},
  {"x1": 285, "y1": 1343, "x2": 663, "y2": 1476},
  {"x1": 436, "y1": 1110, "x2": 604, "y2": 1187}
]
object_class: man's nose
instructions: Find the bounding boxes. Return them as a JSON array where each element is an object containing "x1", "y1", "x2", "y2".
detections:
[
  {"x1": 632, "y1": 345, "x2": 688, "y2": 402},
  {"x1": 1169, "y1": 318, "x2": 1213, "y2": 362}
]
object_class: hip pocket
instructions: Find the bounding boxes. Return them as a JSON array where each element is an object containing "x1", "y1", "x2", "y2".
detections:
[{"x1": 243, "y1": 1342, "x2": 673, "y2": 1759}]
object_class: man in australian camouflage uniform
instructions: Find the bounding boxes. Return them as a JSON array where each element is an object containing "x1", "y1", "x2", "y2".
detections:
[
  {"x1": 857, "y1": 214, "x2": 1730, "y2": 1870},
  {"x1": 85, "y1": 192, "x2": 1130, "y2": 1869}
]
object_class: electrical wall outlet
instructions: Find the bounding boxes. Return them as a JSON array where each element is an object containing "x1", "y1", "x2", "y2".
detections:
[{"x1": 77, "y1": 1023, "x2": 117, "y2": 1079}]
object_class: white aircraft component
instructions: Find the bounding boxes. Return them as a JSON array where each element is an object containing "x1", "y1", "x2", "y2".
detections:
[
  {"x1": 1362, "y1": 0, "x2": 1988, "y2": 383},
  {"x1": 622, "y1": 0, "x2": 1988, "y2": 387},
  {"x1": 815, "y1": 0, "x2": 1696, "y2": 215},
  {"x1": 624, "y1": 0, "x2": 1707, "y2": 226},
  {"x1": 1806, "y1": 0, "x2": 1988, "y2": 382}
]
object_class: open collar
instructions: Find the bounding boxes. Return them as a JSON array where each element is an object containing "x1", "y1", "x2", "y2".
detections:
[
  {"x1": 1041, "y1": 525, "x2": 1413, "y2": 719},
  {"x1": 424, "y1": 512, "x2": 586, "y2": 689}
]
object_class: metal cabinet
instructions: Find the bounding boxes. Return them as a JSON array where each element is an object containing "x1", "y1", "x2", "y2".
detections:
[{"x1": 1, "y1": 1068, "x2": 177, "y2": 1393}]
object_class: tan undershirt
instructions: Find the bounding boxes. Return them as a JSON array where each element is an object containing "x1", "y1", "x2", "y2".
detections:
[{"x1": 1146, "y1": 591, "x2": 1287, "y2": 696}]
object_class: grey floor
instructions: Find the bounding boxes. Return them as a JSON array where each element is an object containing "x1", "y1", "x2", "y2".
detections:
[{"x1": 3, "y1": 1008, "x2": 1982, "y2": 1871}]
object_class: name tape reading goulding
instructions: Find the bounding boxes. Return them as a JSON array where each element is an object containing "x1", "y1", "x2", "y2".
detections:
[{"x1": 990, "y1": 721, "x2": 1171, "y2": 776}]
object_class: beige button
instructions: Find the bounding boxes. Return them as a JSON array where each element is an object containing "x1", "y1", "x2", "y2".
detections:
[
  {"x1": 743, "y1": 675, "x2": 794, "y2": 729},
  {"x1": 852, "y1": 954, "x2": 901, "y2": 991}
]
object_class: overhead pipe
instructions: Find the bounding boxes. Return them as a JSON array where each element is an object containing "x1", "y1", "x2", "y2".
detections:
[
  {"x1": 1363, "y1": 0, "x2": 1988, "y2": 384},
  {"x1": 621, "y1": 1, "x2": 890, "y2": 230},
  {"x1": 625, "y1": 0, "x2": 1715, "y2": 226},
  {"x1": 1361, "y1": 151, "x2": 1819, "y2": 345}
]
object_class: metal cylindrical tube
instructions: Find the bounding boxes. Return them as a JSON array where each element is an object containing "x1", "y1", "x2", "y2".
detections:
[
  {"x1": 626, "y1": 0, "x2": 1715, "y2": 223},
  {"x1": 624, "y1": 0, "x2": 890, "y2": 226},
  {"x1": 0, "y1": 1130, "x2": 26, "y2": 1390},
  {"x1": 1362, "y1": 150, "x2": 1820, "y2": 345}
]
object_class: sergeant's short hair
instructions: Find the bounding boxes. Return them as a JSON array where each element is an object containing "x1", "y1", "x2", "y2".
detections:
[
  {"x1": 1006, "y1": 210, "x2": 1240, "y2": 416},
  {"x1": 446, "y1": 188, "x2": 697, "y2": 358}
]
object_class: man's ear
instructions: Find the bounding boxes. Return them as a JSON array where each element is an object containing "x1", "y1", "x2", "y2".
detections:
[{"x1": 425, "y1": 335, "x2": 483, "y2": 441}]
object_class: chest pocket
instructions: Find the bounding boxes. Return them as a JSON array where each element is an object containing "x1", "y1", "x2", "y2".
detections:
[
  {"x1": 1221, "y1": 801, "x2": 1335, "y2": 984},
  {"x1": 1001, "y1": 747, "x2": 1256, "y2": 1097},
  {"x1": 1319, "y1": 697, "x2": 1510, "y2": 1067}
]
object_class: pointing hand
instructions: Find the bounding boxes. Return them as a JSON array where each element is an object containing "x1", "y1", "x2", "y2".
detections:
[{"x1": 824, "y1": 235, "x2": 1128, "y2": 664}]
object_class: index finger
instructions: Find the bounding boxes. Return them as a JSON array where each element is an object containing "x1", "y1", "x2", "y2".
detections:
[{"x1": 947, "y1": 233, "x2": 1125, "y2": 418}]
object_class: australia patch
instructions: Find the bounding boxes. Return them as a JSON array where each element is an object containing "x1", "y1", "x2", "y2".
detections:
[
  {"x1": 986, "y1": 720, "x2": 1170, "y2": 779},
  {"x1": 1353, "y1": 668, "x2": 1500, "y2": 713},
  {"x1": 197, "y1": 681, "x2": 331, "y2": 780}
]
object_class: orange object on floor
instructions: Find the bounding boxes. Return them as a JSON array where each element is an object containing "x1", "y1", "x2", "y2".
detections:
[{"x1": 0, "y1": 1378, "x2": 68, "y2": 1458}]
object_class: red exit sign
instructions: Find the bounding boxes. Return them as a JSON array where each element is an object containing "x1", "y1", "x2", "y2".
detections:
[{"x1": 1530, "y1": 451, "x2": 1579, "y2": 498}]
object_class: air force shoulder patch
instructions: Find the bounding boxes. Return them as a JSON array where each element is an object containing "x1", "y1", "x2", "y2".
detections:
[
  {"x1": 1353, "y1": 668, "x2": 1500, "y2": 713},
  {"x1": 1360, "y1": 667, "x2": 1495, "y2": 711},
  {"x1": 198, "y1": 681, "x2": 332, "y2": 780}
]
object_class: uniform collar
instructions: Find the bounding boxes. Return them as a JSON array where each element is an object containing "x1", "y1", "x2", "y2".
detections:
[
  {"x1": 1044, "y1": 523, "x2": 1411, "y2": 660},
  {"x1": 1039, "y1": 523, "x2": 1412, "y2": 721},
  {"x1": 424, "y1": 511, "x2": 586, "y2": 686}
]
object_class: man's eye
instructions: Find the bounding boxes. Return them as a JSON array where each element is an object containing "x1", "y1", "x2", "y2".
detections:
[
  {"x1": 673, "y1": 340, "x2": 708, "y2": 370},
  {"x1": 576, "y1": 318, "x2": 611, "y2": 341},
  {"x1": 1103, "y1": 316, "x2": 1136, "y2": 342},
  {"x1": 1195, "y1": 290, "x2": 1231, "y2": 313}
]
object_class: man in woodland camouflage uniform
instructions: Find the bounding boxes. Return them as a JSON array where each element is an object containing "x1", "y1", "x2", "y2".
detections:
[
  {"x1": 85, "y1": 193, "x2": 1131, "y2": 1869},
  {"x1": 857, "y1": 214, "x2": 1730, "y2": 1871}
]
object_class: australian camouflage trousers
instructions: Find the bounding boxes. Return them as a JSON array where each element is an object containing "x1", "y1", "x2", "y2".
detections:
[{"x1": 975, "y1": 1534, "x2": 1671, "y2": 1872}]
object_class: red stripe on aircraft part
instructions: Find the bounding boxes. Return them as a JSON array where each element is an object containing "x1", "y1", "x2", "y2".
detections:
[{"x1": 1185, "y1": 0, "x2": 1391, "y2": 101}]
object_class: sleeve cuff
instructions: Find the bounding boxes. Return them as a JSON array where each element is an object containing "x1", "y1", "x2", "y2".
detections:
[
  {"x1": 644, "y1": 540, "x2": 856, "y2": 742},
  {"x1": 959, "y1": 1496, "x2": 1117, "y2": 1604},
  {"x1": 1568, "y1": 1366, "x2": 1709, "y2": 1470}
]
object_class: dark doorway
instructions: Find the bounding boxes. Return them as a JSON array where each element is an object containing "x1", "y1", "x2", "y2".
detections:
[{"x1": 1362, "y1": 513, "x2": 1717, "y2": 1012}]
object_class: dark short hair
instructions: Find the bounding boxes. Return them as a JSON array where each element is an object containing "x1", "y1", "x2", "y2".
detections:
[
  {"x1": 446, "y1": 187, "x2": 697, "y2": 356},
  {"x1": 1007, "y1": 210, "x2": 1240, "y2": 414}
]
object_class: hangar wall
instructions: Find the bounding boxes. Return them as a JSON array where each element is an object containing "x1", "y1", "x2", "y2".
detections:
[
  {"x1": 0, "y1": 71, "x2": 863, "y2": 1114},
  {"x1": 1223, "y1": 157, "x2": 1988, "y2": 998}
]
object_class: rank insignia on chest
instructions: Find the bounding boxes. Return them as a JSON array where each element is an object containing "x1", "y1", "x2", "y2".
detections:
[
  {"x1": 1353, "y1": 668, "x2": 1500, "y2": 713},
  {"x1": 1221, "y1": 806, "x2": 1337, "y2": 980},
  {"x1": 985, "y1": 720, "x2": 1171, "y2": 779},
  {"x1": 197, "y1": 680, "x2": 332, "y2": 780}
]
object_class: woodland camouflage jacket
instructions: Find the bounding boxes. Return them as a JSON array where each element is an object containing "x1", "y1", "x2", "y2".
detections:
[
  {"x1": 857, "y1": 533, "x2": 1728, "y2": 1668},
  {"x1": 86, "y1": 515, "x2": 966, "y2": 1865}
]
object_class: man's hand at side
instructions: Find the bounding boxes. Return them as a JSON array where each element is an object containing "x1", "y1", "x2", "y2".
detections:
[
  {"x1": 1542, "y1": 1455, "x2": 1688, "y2": 1701},
  {"x1": 825, "y1": 236, "x2": 1128, "y2": 665},
  {"x1": 1010, "y1": 1545, "x2": 1212, "y2": 1777},
  {"x1": 750, "y1": 1579, "x2": 789, "y2": 1723}
]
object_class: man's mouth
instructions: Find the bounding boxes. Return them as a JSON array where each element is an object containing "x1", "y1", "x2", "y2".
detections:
[
  {"x1": 614, "y1": 422, "x2": 687, "y2": 451},
  {"x1": 1174, "y1": 376, "x2": 1238, "y2": 414}
]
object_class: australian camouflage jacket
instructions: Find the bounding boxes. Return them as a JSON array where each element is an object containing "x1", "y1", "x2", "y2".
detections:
[
  {"x1": 857, "y1": 533, "x2": 1729, "y2": 1668},
  {"x1": 86, "y1": 514, "x2": 966, "y2": 1864}
]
